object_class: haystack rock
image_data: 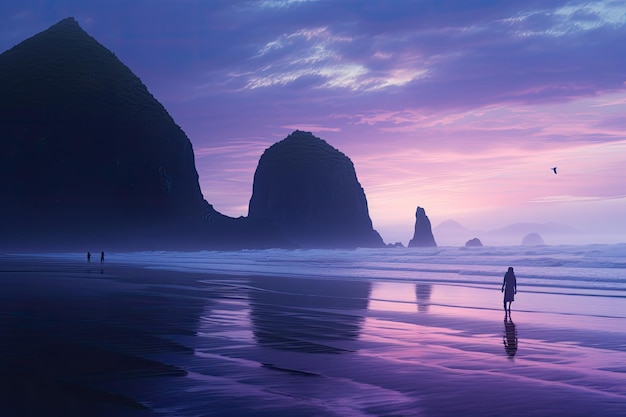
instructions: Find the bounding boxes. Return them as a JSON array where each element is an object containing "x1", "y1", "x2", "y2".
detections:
[
  {"x1": 247, "y1": 130, "x2": 384, "y2": 248},
  {"x1": 0, "y1": 17, "x2": 258, "y2": 250},
  {"x1": 465, "y1": 238, "x2": 483, "y2": 247},
  {"x1": 521, "y1": 232, "x2": 545, "y2": 246},
  {"x1": 408, "y1": 206, "x2": 437, "y2": 247}
]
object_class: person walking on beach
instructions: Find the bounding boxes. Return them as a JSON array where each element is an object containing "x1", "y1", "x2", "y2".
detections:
[
  {"x1": 87, "y1": 251, "x2": 91, "y2": 263},
  {"x1": 100, "y1": 251, "x2": 105, "y2": 264},
  {"x1": 501, "y1": 266, "x2": 517, "y2": 318}
]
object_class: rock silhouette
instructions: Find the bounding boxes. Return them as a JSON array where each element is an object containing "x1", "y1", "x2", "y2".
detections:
[
  {"x1": 0, "y1": 17, "x2": 225, "y2": 249},
  {"x1": 465, "y1": 238, "x2": 483, "y2": 247},
  {"x1": 408, "y1": 206, "x2": 437, "y2": 247},
  {"x1": 521, "y1": 232, "x2": 545, "y2": 246},
  {"x1": 0, "y1": 20, "x2": 383, "y2": 250},
  {"x1": 0, "y1": 19, "x2": 285, "y2": 250},
  {"x1": 248, "y1": 130, "x2": 384, "y2": 248}
]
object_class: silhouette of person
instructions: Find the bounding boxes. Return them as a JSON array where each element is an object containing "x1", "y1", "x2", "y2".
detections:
[
  {"x1": 503, "y1": 318, "x2": 518, "y2": 358},
  {"x1": 501, "y1": 266, "x2": 517, "y2": 319},
  {"x1": 100, "y1": 251, "x2": 105, "y2": 264},
  {"x1": 87, "y1": 251, "x2": 91, "y2": 262}
]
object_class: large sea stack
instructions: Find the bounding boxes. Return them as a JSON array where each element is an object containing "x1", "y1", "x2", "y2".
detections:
[
  {"x1": 0, "y1": 17, "x2": 248, "y2": 250},
  {"x1": 408, "y1": 206, "x2": 437, "y2": 247},
  {"x1": 247, "y1": 131, "x2": 384, "y2": 248}
]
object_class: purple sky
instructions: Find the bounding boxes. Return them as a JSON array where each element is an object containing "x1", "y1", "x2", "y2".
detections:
[{"x1": 2, "y1": 1, "x2": 626, "y2": 245}]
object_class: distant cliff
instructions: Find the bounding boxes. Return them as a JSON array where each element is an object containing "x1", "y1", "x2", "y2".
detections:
[
  {"x1": 408, "y1": 206, "x2": 437, "y2": 247},
  {"x1": 248, "y1": 131, "x2": 384, "y2": 248}
]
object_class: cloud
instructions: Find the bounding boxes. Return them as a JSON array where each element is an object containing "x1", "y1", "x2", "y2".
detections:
[
  {"x1": 532, "y1": 195, "x2": 612, "y2": 203},
  {"x1": 234, "y1": 23, "x2": 429, "y2": 92},
  {"x1": 280, "y1": 124, "x2": 341, "y2": 132},
  {"x1": 115, "y1": 0, "x2": 623, "y2": 129},
  {"x1": 256, "y1": 0, "x2": 317, "y2": 9},
  {"x1": 509, "y1": 0, "x2": 626, "y2": 37},
  {"x1": 194, "y1": 138, "x2": 273, "y2": 158}
]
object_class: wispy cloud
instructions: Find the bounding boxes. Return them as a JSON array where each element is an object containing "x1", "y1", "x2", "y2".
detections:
[
  {"x1": 531, "y1": 194, "x2": 625, "y2": 203},
  {"x1": 256, "y1": 0, "x2": 317, "y2": 9},
  {"x1": 508, "y1": 0, "x2": 626, "y2": 38},
  {"x1": 194, "y1": 138, "x2": 273, "y2": 159},
  {"x1": 280, "y1": 124, "x2": 341, "y2": 132}
]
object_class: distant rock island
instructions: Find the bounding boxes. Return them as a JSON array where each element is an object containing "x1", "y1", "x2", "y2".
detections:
[
  {"x1": 408, "y1": 206, "x2": 437, "y2": 247},
  {"x1": 248, "y1": 130, "x2": 384, "y2": 248},
  {"x1": 0, "y1": 19, "x2": 383, "y2": 251},
  {"x1": 465, "y1": 238, "x2": 483, "y2": 247},
  {"x1": 521, "y1": 233, "x2": 545, "y2": 246}
]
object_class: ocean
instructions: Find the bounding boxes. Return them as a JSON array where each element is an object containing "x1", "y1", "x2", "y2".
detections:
[
  {"x1": 102, "y1": 243, "x2": 626, "y2": 288},
  {"x1": 103, "y1": 243, "x2": 626, "y2": 318}
]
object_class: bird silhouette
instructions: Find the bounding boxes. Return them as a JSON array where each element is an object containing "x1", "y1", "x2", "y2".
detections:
[{"x1": 551, "y1": 167, "x2": 557, "y2": 174}]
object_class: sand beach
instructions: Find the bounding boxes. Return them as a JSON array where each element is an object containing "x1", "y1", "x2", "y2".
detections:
[{"x1": 1, "y1": 251, "x2": 625, "y2": 416}]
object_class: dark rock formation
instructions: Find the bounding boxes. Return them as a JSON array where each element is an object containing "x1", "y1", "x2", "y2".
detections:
[
  {"x1": 465, "y1": 238, "x2": 483, "y2": 247},
  {"x1": 0, "y1": 19, "x2": 381, "y2": 251},
  {"x1": 247, "y1": 130, "x2": 384, "y2": 248},
  {"x1": 387, "y1": 242, "x2": 405, "y2": 248},
  {"x1": 521, "y1": 232, "x2": 545, "y2": 246},
  {"x1": 408, "y1": 206, "x2": 437, "y2": 247},
  {"x1": 0, "y1": 17, "x2": 281, "y2": 250}
]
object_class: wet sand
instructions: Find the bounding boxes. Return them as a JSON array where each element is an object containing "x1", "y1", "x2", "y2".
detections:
[{"x1": 1, "y1": 255, "x2": 625, "y2": 416}]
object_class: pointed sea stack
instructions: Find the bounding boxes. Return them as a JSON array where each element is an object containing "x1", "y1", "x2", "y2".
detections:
[
  {"x1": 247, "y1": 130, "x2": 384, "y2": 248},
  {"x1": 0, "y1": 17, "x2": 228, "y2": 250},
  {"x1": 408, "y1": 206, "x2": 437, "y2": 247}
]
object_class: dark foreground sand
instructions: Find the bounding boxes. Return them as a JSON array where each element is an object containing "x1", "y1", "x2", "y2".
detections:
[{"x1": 1, "y1": 256, "x2": 625, "y2": 416}]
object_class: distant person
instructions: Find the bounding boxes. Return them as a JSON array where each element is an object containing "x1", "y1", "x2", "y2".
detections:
[
  {"x1": 87, "y1": 251, "x2": 91, "y2": 262},
  {"x1": 501, "y1": 266, "x2": 517, "y2": 319},
  {"x1": 100, "y1": 251, "x2": 105, "y2": 264}
]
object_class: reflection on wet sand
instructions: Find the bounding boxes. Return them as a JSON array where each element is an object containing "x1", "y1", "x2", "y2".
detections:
[
  {"x1": 415, "y1": 283, "x2": 432, "y2": 312},
  {"x1": 248, "y1": 276, "x2": 371, "y2": 353},
  {"x1": 503, "y1": 319, "x2": 518, "y2": 358}
]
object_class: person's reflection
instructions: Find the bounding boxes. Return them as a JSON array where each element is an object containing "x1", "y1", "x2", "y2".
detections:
[
  {"x1": 503, "y1": 318, "x2": 518, "y2": 358},
  {"x1": 248, "y1": 276, "x2": 371, "y2": 353},
  {"x1": 415, "y1": 283, "x2": 432, "y2": 312}
]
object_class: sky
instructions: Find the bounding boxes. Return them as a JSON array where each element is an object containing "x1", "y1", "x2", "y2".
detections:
[{"x1": 1, "y1": 0, "x2": 626, "y2": 245}]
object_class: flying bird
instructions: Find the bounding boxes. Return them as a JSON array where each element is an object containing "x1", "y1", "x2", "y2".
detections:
[{"x1": 551, "y1": 167, "x2": 557, "y2": 174}]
